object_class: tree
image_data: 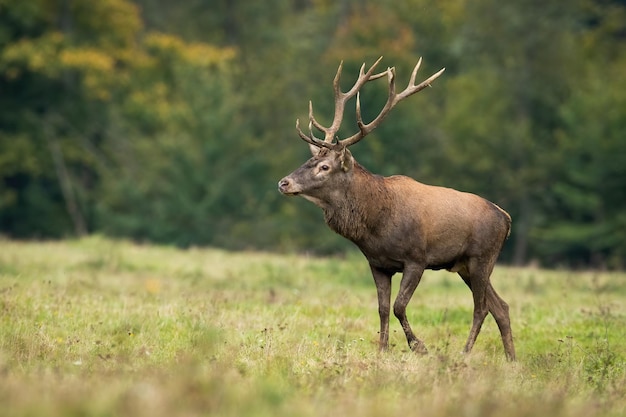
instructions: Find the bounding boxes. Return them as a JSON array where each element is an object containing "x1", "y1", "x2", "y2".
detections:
[
  {"x1": 0, "y1": 0, "x2": 238, "y2": 244},
  {"x1": 1, "y1": 0, "x2": 625, "y2": 267},
  {"x1": 531, "y1": 0, "x2": 626, "y2": 268},
  {"x1": 0, "y1": 0, "x2": 141, "y2": 236}
]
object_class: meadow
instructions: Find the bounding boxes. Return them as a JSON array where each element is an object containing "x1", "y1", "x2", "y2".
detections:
[{"x1": 0, "y1": 237, "x2": 624, "y2": 417}]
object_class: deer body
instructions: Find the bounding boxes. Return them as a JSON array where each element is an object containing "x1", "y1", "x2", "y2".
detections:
[{"x1": 278, "y1": 57, "x2": 515, "y2": 360}]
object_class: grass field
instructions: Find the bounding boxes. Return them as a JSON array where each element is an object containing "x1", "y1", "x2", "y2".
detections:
[{"x1": 0, "y1": 237, "x2": 625, "y2": 416}]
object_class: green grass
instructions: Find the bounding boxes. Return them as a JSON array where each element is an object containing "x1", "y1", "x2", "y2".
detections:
[{"x1": 0, "y1": 236, "x2": 625, "y2": 416}]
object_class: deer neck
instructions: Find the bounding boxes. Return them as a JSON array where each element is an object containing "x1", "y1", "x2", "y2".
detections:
[{"x1": 322, "y1": 164, "x2": 387, "y2": 242}]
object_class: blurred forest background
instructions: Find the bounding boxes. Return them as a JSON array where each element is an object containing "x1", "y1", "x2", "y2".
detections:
[{"x1": 0, "y1": 0, "x2": 625, "y2": 268}]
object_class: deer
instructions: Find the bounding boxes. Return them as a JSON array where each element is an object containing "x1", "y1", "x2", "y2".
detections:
[{"x1": 278, "y1": 56, "x2": 516, "y2": 361}]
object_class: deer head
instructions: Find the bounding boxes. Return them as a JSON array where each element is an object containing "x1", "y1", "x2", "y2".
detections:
[{"x1": 279, "y1": 57, "x2": 445, "y2": 202}]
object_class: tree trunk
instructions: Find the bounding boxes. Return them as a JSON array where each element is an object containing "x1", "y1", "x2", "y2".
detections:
[{"x1": 45, "y1": 130, "x2": 87, "y2": 237}]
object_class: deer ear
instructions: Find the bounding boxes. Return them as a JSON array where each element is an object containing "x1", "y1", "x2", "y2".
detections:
[
  {"x1": 339, "y1": 148, "x2": 354, "y2": 172},
  {"x1": 309, "y1": 144, "x2": 321, "y2": 156}
]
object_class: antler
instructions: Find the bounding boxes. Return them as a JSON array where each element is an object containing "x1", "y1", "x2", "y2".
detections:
[
  {"x1": 296, "y1": 56, "x2": 386, "y2": 149},
  {"x1": 296, "y1": 57, "x2": 445, "y2": 149}
]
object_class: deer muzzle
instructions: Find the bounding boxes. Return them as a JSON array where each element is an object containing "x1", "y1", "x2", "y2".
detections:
[{"x1": 278, "y1": 177, "x2": 300, "y2": 196}]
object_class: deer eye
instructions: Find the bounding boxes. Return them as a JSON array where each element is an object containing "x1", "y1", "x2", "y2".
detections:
[{"x1": 320, "y1": 164, "x2": 330, "y2": 171}]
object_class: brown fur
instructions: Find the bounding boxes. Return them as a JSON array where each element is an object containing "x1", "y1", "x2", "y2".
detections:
[{"x1": 279, "y1": 147, "x2": 515, "y2": 360}]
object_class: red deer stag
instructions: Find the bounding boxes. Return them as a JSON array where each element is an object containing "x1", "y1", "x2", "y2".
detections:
[{"x1": 278, "y1": 57, "x2": 515, "y2": 361}]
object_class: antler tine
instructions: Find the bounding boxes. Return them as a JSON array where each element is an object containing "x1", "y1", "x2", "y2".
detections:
[
  {"x1": 410, "y1": 57, "x2": 423, "y2": 85},
  {"x1": 332, "y1": 60, "x2": 344, "y2": 99},
  {"x1": 296, "y1": 119, "x2": 333, "y2": 149},
  {"x1": 344, "y1": 56, "x2": 384, "y2": 97},
  {"x1": 308, "y1": 100, "x2": 326, "y2": 137},
  {"x1": 340, "y1": 58, "x2": 445, "y2": 148},
  {"x1": 368, "y1": 70, "x2": 390, "y2": 81},
  {"x1": 295, "y1": 100, "x2": 333, "y2": 149},
  {"x1": 395, "y1": 59, "x2": 446, "y2": 103},
  {"x1": 355, "y1": 67, "x2": 395, "y2": 137},
  {"x1": 355, "y1": 91, "x2": 363, "y2": 134}
]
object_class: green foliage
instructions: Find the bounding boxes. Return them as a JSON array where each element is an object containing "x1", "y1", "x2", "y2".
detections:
[
  {"x1": 533, "y1": 49, "x2": 626, "y2": 268},
  {"x1": 0, "y1": 0, "x2": 625, "y2": 268}
]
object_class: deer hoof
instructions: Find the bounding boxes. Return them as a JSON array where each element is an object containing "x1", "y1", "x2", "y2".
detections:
[{"x1": 409, "y1": 340, "x2": 428, "y2": 355}]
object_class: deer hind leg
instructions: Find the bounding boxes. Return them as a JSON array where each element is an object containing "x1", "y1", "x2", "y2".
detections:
[
  {"x1": 459, "y1": 263, "x2": 516, "y2": 361},
  {"x1": 393, "y1": 264, "x2": 428, "y2": 354},
  {"x1": 486, "y1": 284, "x2": 516, "y2": 361}
]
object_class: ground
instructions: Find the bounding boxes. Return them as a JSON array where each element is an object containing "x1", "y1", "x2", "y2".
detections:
[{"x1": 0, "y1": 237, "x2": 624, "y2": 417}]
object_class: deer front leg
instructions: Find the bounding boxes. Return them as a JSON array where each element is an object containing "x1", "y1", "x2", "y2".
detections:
[
  {"x1": 370, "y1": 266, "x2": 392, "y2": 351},
  {"x1": 394, "y1": 264, "x2": 427, "y2": 354}
]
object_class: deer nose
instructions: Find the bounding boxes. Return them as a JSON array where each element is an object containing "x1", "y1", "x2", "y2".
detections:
[{"x1": 278, "y1": 178, "x2": 290, "y2": 191}]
